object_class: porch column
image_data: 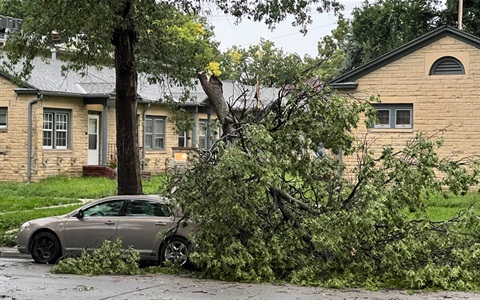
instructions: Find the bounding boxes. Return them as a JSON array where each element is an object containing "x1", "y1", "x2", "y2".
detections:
[
  {"x1": 101, "y1": 104, "x2": 108, "y2": 166},
  {"x1": 191, "y1": 106, "x2": 198, "y2": 147},
  {"x1": 206, "y1": 109, "x2": 212, "y2": 149}
]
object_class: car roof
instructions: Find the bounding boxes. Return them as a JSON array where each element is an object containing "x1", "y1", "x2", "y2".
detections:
[{"x1": 100, "y1": 195, "x2": 166, "y2": 201}]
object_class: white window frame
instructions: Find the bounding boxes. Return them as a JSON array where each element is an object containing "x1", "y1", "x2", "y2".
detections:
[
  {"x1": 178, "y1": 130, "x2": 187, "y2": 147},
  {"x1": 199, "y1": 119, "x2": 207, "y2": 150},
  {"x1": 394, "y1": 108, "x2": 412, "y2": 129},
  {"x1": 373, "y1": 109, "x2": 391, "y2": 129},
  {"x1": 0, "y1": 107, "x2": 7, "y2": 130},
  {"x1": 43, "y1": 109, "x2": 71, "y2": 149},
  {"x1": 145, "y1": 116, "x2": 165, "y2": 150}
]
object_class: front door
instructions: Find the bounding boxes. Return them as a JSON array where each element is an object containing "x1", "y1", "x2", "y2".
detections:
[{"x1": 88, "y1": 115, "x2": 99, "y2": 165}]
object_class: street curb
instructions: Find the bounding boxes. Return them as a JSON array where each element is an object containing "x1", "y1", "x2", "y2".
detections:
[{"x1": 0, "y1": 247, "x2": 31, "y2": 259}]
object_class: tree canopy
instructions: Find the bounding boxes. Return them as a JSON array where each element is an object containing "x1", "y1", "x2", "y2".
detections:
[
  {"x1": 342, "y1": 0, "x2": 441, "y2": 71},
  {"x1": 1, "y1": 0, "x2": 341, "y2": 194},
  {"x1": 314, "y1": 0, "x2": 480, "y2": 73}
]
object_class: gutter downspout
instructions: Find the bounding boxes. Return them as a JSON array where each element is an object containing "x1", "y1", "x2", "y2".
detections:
[
  {"x1": 27, "y1": 93, "x2": 43, "y2": 183},
  {"x1": 142, "y1": 102, "x2": 151, "y2": 170}
]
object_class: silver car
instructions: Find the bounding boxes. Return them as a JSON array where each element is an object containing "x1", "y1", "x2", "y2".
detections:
[{"x1": 16, "y1": 195, "x2": 194, "y2": 265}]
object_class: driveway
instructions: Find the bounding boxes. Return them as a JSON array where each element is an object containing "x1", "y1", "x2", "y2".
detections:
[{"x1": 0, "y1": 257, "x2": 478, "y2": 300}]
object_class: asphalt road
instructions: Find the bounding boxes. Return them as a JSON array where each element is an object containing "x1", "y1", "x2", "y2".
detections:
[{"x1": 1, "y1": 257, "x2": 479, "y2": 300}]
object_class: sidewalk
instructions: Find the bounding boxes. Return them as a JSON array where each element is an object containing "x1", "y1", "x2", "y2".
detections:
[{"x1": 0, "y1": 246, "x2": 31, "y2": 259}]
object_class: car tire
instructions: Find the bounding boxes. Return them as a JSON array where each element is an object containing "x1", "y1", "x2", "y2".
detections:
[
  {"x1": 160, "y1": 236, "x2": 190, "y2": 267},
  {"x1": 30, "y1": 232, "x2": 61, "y2": 264}
]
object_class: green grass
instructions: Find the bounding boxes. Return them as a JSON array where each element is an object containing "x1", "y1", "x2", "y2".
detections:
[
  {"x1": 0, "y1": 175, "x2": 169, "y2": 246},
  {"x1": 423, "y1": 191, "x2": 480, "y2": 221},
  {"x1": 0, "y1": 196, "x2": 82, "y2": 213}
]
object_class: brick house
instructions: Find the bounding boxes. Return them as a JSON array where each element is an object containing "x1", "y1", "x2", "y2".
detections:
[
  {"x1": 329, "y1": 26, "x2": 480, "y2": 165},
  {"x1": 0, "y1": 56, "x2": 274, "y2": 182}
]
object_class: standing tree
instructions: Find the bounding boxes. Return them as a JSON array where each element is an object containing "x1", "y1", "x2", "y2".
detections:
[
  {"x1": 219, "y1": 39, "x2": 305, "y2": 88},
  {"x1": 2, "y1": 0, "x2": 342, "y2": 195},
  {"x1": 440, "y1": 0, "x2": 480, "y2": 35},
  {"x1": 342, "y1": 0, "x2": 441, "y2": 71}
]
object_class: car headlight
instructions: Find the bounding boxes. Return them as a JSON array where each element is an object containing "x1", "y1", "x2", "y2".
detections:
[{"x1": 20, "y1": 222, "x2": 31, "y2": 231}]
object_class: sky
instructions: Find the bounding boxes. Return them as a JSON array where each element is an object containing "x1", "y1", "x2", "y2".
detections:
[{"x1": 206, "y1": 0, "x2": 366, "y2": 57}]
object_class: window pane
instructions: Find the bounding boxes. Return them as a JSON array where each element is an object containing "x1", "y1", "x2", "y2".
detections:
[
  {"x1": 88, "y1": 134, "x2": 97, "y2": 150},
  {"x1": 43, "y1": 113, "x2": 53, "y2": 130},
  {"x1": 43, "y1": 113, "x2": 53, "y2": 147},
  {"x1": 376, "y1": 110, "x2": 390, "y2": 125},
  {"x1": 56, "y1": 114, "x2": 67, "y2": 130},
  {"x1": 199, "y1": 120, "x2": 207, "y2": 149},
  {"x1": 145, "y1": 119, "x2": 153, "y2": 133},
  {"x1": 199, "y1": 121, "x2": 207, "y2": 137},
  {"x1": 88, "y1": 118, "x2": 97, "y2": 134},
  {"x1": 178, "y1": 131, "x2": 186, "y2": 147},
  {"x1": 154, "y1": 119, "x2": 164, "y2": 134},
  {"x1": 153, "y1": 203, "x2": 171, "y2": 217},
  {"x1": 84, "y1": 200, "x2": 124, "y2": 217},
  {"x1": 56, "y1": 131, "x2": 67, "y2": 147},
  {"x1": 178, "y1": 137, "x2": 185, "y2": 147},
  {"x1": 396, "y1": 110, "x2": 411, "y2": 126},
  {"x1": 43, "y1": 131, "x2": 52, "y2": 147},
  {"x1": 199, "y1": 138, "x2": 206, "y2": 150},
  {"x1": 145, "y1": 135, "x2": 152, "y2": 149},
  {"x1": 154, "y1": 137, "x2": 164, "y2": 149},
  {"x1": 0, "y1": 112, "x2": 6, "y2": 127}
]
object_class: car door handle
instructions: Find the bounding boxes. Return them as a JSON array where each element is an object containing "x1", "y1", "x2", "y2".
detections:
[
  {"x1": 104, "y1": 221, "x2": 116, "y2": 225},
  {"x1": 155, "y1": 222, "x2": 167, "y2": 226}
]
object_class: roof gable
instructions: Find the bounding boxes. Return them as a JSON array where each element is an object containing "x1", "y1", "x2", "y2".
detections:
[{"x1": 329, "y1": 26, "x2": 480, "y2": 86}]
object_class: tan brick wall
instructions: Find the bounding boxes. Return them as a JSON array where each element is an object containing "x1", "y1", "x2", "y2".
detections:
[
  {"x1": 0, "y1": 80, "x2": 30, "y2": 182},
  {"x1": 343, "y1": 36, "x2": 480, "y2": 171},
  {"x1": 139, "y1": 105, "x2": 213, "y2": 175},
  {"x1": 33, "y1": 96, "x2": 88, "y2": 181}
]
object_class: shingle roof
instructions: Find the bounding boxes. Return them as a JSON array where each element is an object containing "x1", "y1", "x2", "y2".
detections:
[
  {"x1": 1, "y1": 56, "x2": 279, "y2": 108},
  {"x1": 2, "y1": 56, "x2": 279, "y2": 108}
]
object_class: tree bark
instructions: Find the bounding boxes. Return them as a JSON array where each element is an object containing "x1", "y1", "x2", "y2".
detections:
[
  {"x1": 112, "y1": 1, "x2": 142, "y2": 195},
  {"x1": 198, "y1": 72, "x2": 232, "y2": 137}
]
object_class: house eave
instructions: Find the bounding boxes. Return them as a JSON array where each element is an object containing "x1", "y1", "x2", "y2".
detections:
[
  {"x1": 329, "y1": 82, "x2": 358, "y2": 90},
  {"x1": 14, "y1": 88, "x2": 39, "y2": 94}
]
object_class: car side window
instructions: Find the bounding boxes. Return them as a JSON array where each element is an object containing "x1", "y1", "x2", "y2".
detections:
[
  {"x1": 126, "y1": 201, "x2": 171, "y2": 217},
  {"x1": 83, "y1": 200, "x2": 124, "y2": 217}
]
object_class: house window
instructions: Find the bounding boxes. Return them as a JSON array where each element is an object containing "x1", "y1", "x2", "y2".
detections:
[
  {"x1": 43, "y1": 109, "x2": 71, "y2": 149},
  {"x1": 178, "y1": 130, "x2": 187, "y2": 147},
  {"x1": 372, "y1": 104, "x2": 413, "y2": 129},
  {"x1": 145, "y1": 116, "x2": 165, "y2": 150},
  {"x1": 199, "y1": 119, "x2": 207, "y2": 150},
  {"x1": 429, "y1": 56, "x2": 465, "y2": 75},
  {"x1": 0, "y1": 107, "x2": 7, "y2": 129}
]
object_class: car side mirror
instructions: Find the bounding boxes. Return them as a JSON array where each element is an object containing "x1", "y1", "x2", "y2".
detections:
[{"x1": 75, "y1": 209, "x2": 84, "y2": 219}]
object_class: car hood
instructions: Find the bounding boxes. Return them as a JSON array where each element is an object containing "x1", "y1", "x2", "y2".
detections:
[{"x1": 27, "y1": 213, "x2": 71, "y2": 226}]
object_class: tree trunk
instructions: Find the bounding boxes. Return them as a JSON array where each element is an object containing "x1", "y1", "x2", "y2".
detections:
[
  {"x1": 198, "y1": 72, "x2": 232, "y2": 137},
  {"x1": 112, "y1": 1, "x2": 142, "y2": 195}
]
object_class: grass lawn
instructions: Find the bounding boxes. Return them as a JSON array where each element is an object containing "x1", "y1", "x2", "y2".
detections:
[
  {"x1": 422, "y1": 191, "x2": 480, "y2": 221},
  {"x1": 0, "y1": 174, "x2": 479, "y2": 247},
  {"x1": 0, "y1": 175, "x2": 169, "y2": 246}
]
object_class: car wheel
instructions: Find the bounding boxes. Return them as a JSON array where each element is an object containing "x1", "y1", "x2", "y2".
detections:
[
  {"x1": 160, "y1": 236, "x2": 190, "y2": 267},
  {"x1": 30, "y1": 232, "x2": 61, "y2": 264}
]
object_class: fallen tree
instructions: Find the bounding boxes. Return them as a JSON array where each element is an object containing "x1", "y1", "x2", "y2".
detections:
[{"x1": 169, "y1": 71, "x2": 480, "y2": 289}]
